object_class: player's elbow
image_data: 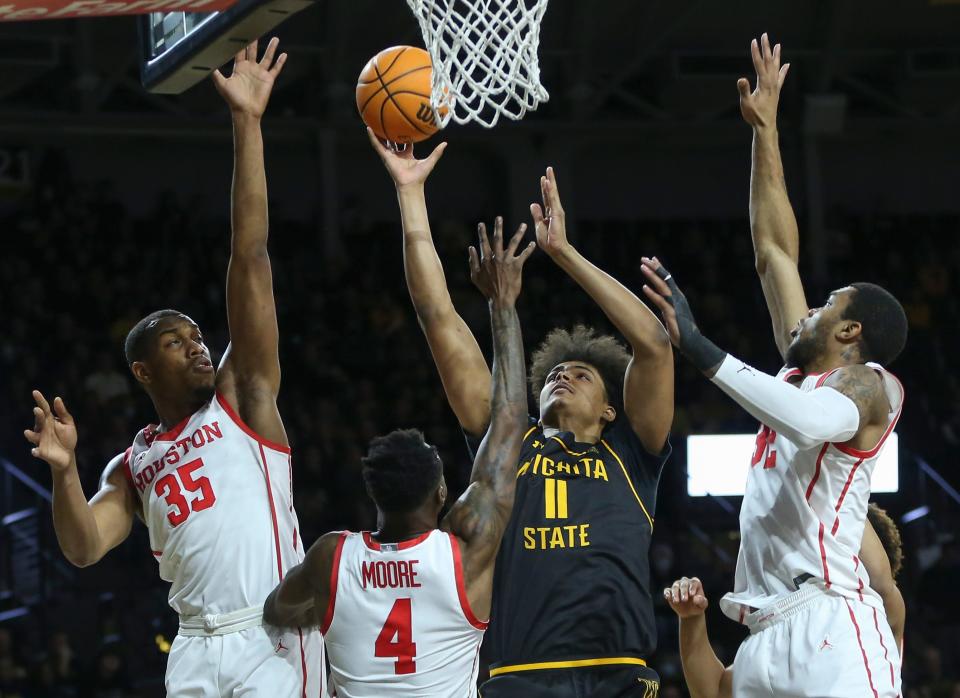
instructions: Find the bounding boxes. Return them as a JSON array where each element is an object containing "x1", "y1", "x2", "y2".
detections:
[{"x1": 64, "y1": 548, "x2": 101, "y2": 568}]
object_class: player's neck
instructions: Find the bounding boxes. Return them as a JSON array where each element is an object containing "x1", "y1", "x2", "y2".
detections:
[
  {"x1": 542, "y1": 414, "x2": 604, "y2": 444},
  {"x1": 151, "y1": 394, "x2": 206, "y2": 432},
  {"x1": 374, "y1": 511, "x2": 436, "y2": 544},
  {"x1": 805, "y1": 348, "x2": 857, "y2": 376}
]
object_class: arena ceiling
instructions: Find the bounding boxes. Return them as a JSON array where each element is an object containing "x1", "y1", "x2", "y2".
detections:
[{"x1": 0, "y1": 0, "x2": 957, "y2": 138}]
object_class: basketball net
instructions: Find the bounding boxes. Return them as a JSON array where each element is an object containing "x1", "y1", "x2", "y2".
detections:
[{"x1": 406, "y1": 0, "x2": 550, "y2": 129}]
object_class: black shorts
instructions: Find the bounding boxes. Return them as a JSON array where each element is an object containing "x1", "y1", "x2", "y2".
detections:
[{"x1": 479, "y1": 665, "x2": 661, "y2": 698}]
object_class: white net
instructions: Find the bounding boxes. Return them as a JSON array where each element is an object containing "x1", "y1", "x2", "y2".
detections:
[{"x1": 406, "y1": 0, "x2": 550, "y2": 129}]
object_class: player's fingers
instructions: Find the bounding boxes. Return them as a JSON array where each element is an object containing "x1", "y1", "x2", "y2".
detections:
[
  {"x1": 689, "y1": 577, "x2": 703, "y2": 596},
  {"x1": 492, "y1": 216, "x2": 505, "y2": 256},
  {"x1": 773, "y1": 42, "x2": 781, "y2": 68},
  {"x1": 212, "y1": 69, "x2": 227, "y2": 89},
  {"x1": 33, "y1": 390, "x2": 52, "y2": 416},
  {"x1": 478, "y1": 223, "x2": 493, "y2": 261},
  {"x1": 260, "y1": 37, "x2": 279, "y2": 67},
  {"x1": 468, "y1": 246, "x2": 480, "y2": 278},
  {"x1": 540, "y1": 175, "x2": 549, "y2": 209},
  {"x1": 778, "y1": 63, "x2": 790, "y2": 88},
  {"x1": 750, "y1": 38, "x2": 762, "y2": 73},
  {"x1": 33, "y1": 406, "x2": 44, "y2": 432},
  {"x1": 761, "y1": 33, "x2": 771, "y2": 62},
  {"x1": 24, "y1": 429, "x2": 40, "y2": 445},
  {"x1": 640, "y1": 263, "x2": 672, "y2": 296},
  {"x1": 506, "y1": 223, "x2": 527, "y2": 257},
  {"x1": 694, "y1": 594, "x2": 708, "y2": 610},
  {"x1": 53, "y1": 397, "x2": 73, "y2": 425},
  {"x1": 529, "y1": 203, "x2": 545, "y2": 227},
  {"x1": 365, "y1": 127, "x2": 389, "y2": 157},
  {"x1": 426, "y1": 141, "x2": 448, "y2": 168},
  {"x1": 642, "y1": 285, "x2": 673, "y2": 318},
  {"x1": 270, "y1": 53, "x2": 288, "y2": 76},
  {"x1": 545, "y1": 166, "x2": 562, "y2": 207},
  {"x1": 737, "y1": 77, "x2": 751, "y2": 100},
  {"x1": 246, "y1": 39, "x2": 258, "y2": 63},
  {"x1": 516, "y1": 240, "x2": 537, "y2": 265},
  {"x1": 679, "y1": 577, "x2": 690, "y2": 601}
]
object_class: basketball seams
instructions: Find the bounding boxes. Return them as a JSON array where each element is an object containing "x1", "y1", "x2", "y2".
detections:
[
  {"x1": 371, "y1": 61, "x2": 432, "y2": 138},
  {"x1": 359, "y1": 64, "x2": 432, "y2": 118}
]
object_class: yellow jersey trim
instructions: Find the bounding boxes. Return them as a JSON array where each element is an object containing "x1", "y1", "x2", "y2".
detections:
[
  {"x1": 601, "y1": 439, "x2": 654, "y2": 532},
  {"x1": 489, "y1": 656, "x2": 648, "y2": 676},
  {"x1": 522, "y1": 425, "x2": 538, "y2": 442},
  {"x1": 549, "y1": 436, "x2": 591, "y2": 457}
]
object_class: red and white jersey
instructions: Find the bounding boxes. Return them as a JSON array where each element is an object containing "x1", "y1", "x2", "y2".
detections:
[
  {"x1": 720, "y1": 363, "x2": 904, "y2": 623},
  {"x1": 321, "y1": 530, "x2": 487, "y2": 698},
  {"x1": 124, "y1": 392, "x2": 305, "y2": 617}
]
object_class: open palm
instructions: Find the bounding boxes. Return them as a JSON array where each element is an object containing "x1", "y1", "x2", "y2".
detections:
[
  {"x1": 366, "y1": 127, "x2": 447, "y2": 190},
  {"x1": 213, "y1": 38, "x2": 287, "y2": 118},
  {"x1": 24, "y1": 390, "x2": 77, "y2": 472}
]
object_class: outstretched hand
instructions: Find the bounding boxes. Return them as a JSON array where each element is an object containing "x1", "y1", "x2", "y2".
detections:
[
  {"x1": 23, "y1": 390, "x2": 77, "y2": 472},
  {"x1": 737, "y1": 32, "x2": 790, "y2": 130},
  {"x1": 640, "y1": 257, "x2": 726, "y2": 374},
  {"x1": 469, "y1": 217, "x2": 536, "y2": 307},
  {"x1": 530, "y1": 167, "x2": 570, "y2": 258},
  {"x1": 213, "y1": 38, "x2": 287, "y2": 119},
  {"x1": 366, "y1": 127, "x2": 448, "y2": 191},
  {"x1": 664, "y1": 576, "x2": 709, "y2": 618}
]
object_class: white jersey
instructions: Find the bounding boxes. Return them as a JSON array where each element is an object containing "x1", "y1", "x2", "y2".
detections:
[
  {"x1": 720, "y1": 363, "x2": 904, "y2": 623},
  {"x1": 124, "y1": 392, "x2": 306, "y2": 617},
  {"x1": 321, "y1": 530, "x2": 487, "y2": 698}
]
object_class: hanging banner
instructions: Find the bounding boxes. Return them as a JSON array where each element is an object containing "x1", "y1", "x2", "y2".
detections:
[{"x1": 0, "y1": 0, "x2": 239, "y2": 21}]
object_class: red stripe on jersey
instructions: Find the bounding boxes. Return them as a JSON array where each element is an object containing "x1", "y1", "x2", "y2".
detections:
[
  {"x1": 871, "y1": 606, "x2": 896, "y2": 689},
  {"x1": 854, "y1": 556, "x2": 865, "y2": 602},
  {"x1": 831, "y1": 457, "x2": 866, "y2": 535},
  {"x1": 846, "y1": 599, "x2": 879, "y2": 698},
  {"x1": 146, "y1": 416, "x2": 191, "y2": 446},
  {"x1": 806, "y1": 444, "x2": 830, "y2": 502},
  {"x1": 216, "y1": 392, "x2": 292, "y2": 454},
  {"x1": 320, "y1": 532, "x2": 347, "y2": 634},
  {"x1": 818, "y1": 523, "x2": 831, "y2": 587},
  {"x1": 448, "y1": 533, "x2": 489, "y2": 630},
  {"x1": 293, "y1": 527, "x2": 299, "y2": 552},
  {"x1": 297, "y1": 627, "x2": 307, "y2": 698},
  {"x1": 361, "y1": 530, "x2": 432, "y2": 551},
  {"x1": 815, "y1": 367, "x2": 843, "y2": 388},
  {"x1": 152, "y1": 550, "x2": 162, "y2": 557},
  {"x1": 121, "y1": 447, "x2": 134, "y2": 487},
  {"x1": 781, "y1": 368, "x2": 803, "y2": 381},
  {"x1": 259, "y1": 442, "x2": 284, "y2": 582}
]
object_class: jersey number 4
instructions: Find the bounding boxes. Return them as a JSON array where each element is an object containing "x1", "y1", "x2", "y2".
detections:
[
  {"x1": 154, "y1": 458, "x2": 217, "y2": 526},
  {"x1": 751, "y1": 426, "x2": 778, "y2": 469},
  {"x1": 375, "y1": 598, "x2": 417, "y2": 675}
]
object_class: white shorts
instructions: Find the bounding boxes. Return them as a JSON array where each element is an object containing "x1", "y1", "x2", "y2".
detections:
[
  {"x1": 166, "y1": 624, "x2": 325, "y2": 697},
  {"x1": 732, "y1": 586, "x2": 901, "y2": 698}
]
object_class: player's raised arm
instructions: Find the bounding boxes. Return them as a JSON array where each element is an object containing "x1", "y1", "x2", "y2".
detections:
[
  {"x1": 664, "y1": 577, "x2": 733, "y2": 698},
  {"x1": 738, "y1": 34, "x2": 809, "y2": 359},
  {"x1": 212, "y1": 39, "x2": 288, "y2": 441},
  {"x1": 368, "y1": 130, "x2": 493, "y2": 437},
  {"x1": 440, "y1": 218, "x2": 533, "y2": 620},
  {"x1": 24, "y1": 391, "x2": 136, "y2": 567},
  {"x1": 532, "y1": 167, "x2": 672, "y2": 453}
]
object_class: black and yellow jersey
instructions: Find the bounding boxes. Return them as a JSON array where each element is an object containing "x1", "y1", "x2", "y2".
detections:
[{"x1": 467, "y1": 415, "x2": 671, "y2": 676}]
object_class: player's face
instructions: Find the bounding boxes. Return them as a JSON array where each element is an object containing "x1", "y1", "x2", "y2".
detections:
[
  {"x1": 539, "y1": 362, "x2": 610, "y2": 426},
  {"x1": 784, "y1": 288, "x2": 855, "y2": 370},
  {"x1": 140, "y1": 316, "x2": 216, "y2": 398}
]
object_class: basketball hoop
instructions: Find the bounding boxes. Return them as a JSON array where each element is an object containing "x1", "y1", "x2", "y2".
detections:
[{"x1": 405, "y1": 0, "x2": 550, "y2": 129}]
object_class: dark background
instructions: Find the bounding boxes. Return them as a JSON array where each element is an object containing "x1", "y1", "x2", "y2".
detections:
[{"x1": 1, "y1": 0, "x2": 959, "y2": 695}]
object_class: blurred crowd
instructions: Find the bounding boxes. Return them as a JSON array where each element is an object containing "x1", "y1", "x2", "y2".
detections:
[{"x1": 1, "y1": 152, "x2": 959, "y2": 696}]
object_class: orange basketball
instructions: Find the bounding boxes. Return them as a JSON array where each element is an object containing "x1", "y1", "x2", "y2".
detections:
[{"x1": 356, "y1": 46, "x2": 445, "y2": 144}]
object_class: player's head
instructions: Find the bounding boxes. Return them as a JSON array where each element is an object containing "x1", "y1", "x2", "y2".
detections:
[
  {"x1": 867, "y1": 502, "x2": 904, "y2": 579},
  {"x1": 529, "y1": 325, "x2": 630, "y2": 431},
  {"x1": 124, "y1": 309, "x2": 215, "y2": 402},
  {"x1": 785, "y1": 283, "x2": 907, "y2": 372},
  {"x1": 362, "y1": 429, "x2": 446, "y2": 518}
]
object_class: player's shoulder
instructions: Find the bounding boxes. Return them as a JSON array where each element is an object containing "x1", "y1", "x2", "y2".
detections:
[{"x1": 822, "y1": 363, "x2": 885, "y2": 398}]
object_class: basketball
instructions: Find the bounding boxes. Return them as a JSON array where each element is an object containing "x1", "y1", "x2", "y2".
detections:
[{"x1": 356, "y1": 46, "x2": 444, "y2": 144}]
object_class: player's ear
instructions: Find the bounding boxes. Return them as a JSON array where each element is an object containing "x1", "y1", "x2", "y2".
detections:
[
  {"x1": 601, "y1": 404, "x2": 616, "y2": 425},
  {"x1": 836, "y1": 319, "x2": 862, "y2": 344},
  {"x1": 130, "y1": 360, "x2": 151, "y2": 386},
  {"x1": 436, "y1": 477, "x2": 448, "y2": 506}
]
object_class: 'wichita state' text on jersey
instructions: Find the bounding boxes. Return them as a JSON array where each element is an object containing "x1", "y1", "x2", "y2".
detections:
[{"x1": 467, "y1": 415, "x2": 670, "y2": 672}]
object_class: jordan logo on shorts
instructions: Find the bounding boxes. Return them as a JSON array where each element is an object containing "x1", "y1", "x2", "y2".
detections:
[
  {"x1": 818, "y1": 637, "x2": 833, "y2": 652},
  {"x1": 275, "y1": 639, "x2": 288, "y2": 654}
]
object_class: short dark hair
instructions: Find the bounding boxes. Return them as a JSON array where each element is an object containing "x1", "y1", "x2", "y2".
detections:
[
  {"x1": 867, "y1": 502, "x2": 904, "y2": 579},
  {"x1": 124, "y1": 309, "x2": 186, "y2": 365},
  {"x1": 361, "y1": 429, "x2": 443, "y2": 513},
  {"x1": 844, "y1": 283, "x2": 907, "y2": 366},
  {"x1": 529, "y1": 325, "x2": 630, "y2": 409}
]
